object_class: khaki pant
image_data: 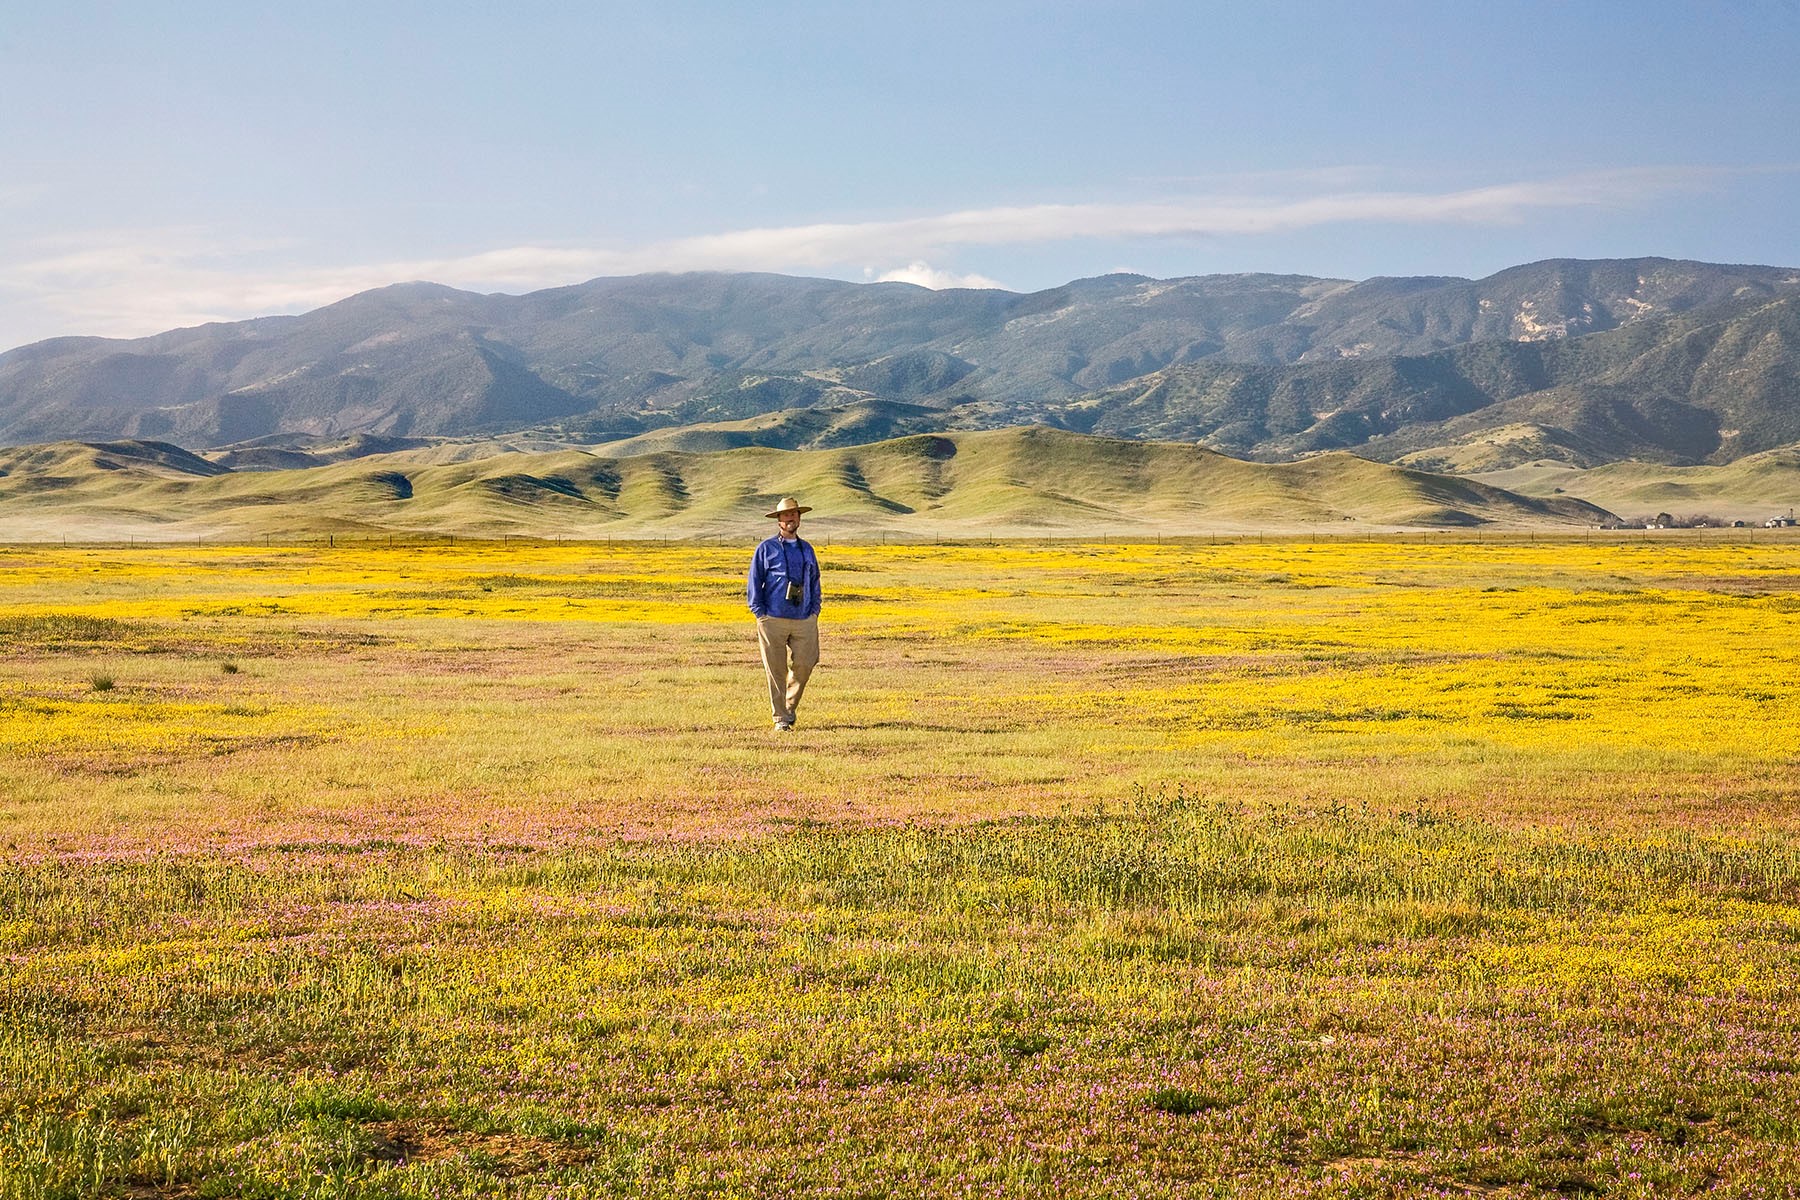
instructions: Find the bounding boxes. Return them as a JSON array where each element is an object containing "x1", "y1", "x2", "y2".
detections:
[{"x1": 756, "y1": 615, "x2": 819, "y2": 725}]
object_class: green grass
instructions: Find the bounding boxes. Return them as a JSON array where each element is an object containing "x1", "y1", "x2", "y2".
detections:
[
  {"x1": 0, "y1": 614, "x2": 143, "y2": 648},
  {"x1": 4, "y1": 798, "x2": 1797, "y2": 1196}
]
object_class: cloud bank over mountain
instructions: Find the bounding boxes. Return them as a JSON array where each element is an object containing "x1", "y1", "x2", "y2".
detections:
[{"x1": 0, "y1": 168, "x2": 1739, "y2": 347}]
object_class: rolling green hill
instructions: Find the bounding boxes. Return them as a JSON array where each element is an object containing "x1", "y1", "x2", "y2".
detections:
[
  {"x1": 0, "y1": 429, "x2": 1614, "y2": 541},
  {"x1": 1471, "y1": 445, "x2": 1800, "y2": 527}
]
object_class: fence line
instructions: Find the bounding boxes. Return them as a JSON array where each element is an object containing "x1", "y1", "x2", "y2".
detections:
[{"x1": 9, "y1": 527, "x2": 1800, "y2": 552}]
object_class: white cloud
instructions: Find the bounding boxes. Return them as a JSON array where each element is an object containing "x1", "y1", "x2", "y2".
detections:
[
  {"x1": 625, "y1": 168, "x2": 1718, "y2": 270},
  {"x1": 869, "y1": 262, "x2": 1008, "y2": 290},
  {"x1": 0, "y1": 166, "x2": 1734, "y2": 345}
]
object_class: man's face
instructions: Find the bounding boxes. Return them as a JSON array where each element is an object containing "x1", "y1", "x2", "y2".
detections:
[{"x1": 776, "y1": 511, "x2": 801, "y2": 537}]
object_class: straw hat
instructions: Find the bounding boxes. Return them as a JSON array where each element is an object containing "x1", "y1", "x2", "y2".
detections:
[{"x1": 765, "y1": 496, "x2": 812, "y2": 518}]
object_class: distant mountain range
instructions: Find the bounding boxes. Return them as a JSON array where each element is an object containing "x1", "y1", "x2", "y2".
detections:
[{"x1": 3, "y1": 258, "x2": 1798, "y2": 468}]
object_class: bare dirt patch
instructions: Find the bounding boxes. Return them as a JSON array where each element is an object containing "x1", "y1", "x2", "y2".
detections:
[{"x1": 366, "y1": 1119, "x2": 600, "y2": 1174}]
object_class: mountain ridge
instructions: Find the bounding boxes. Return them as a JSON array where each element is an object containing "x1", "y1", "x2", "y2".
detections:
[{"x1": 4, "y1": 258, "x2": 1798, "y2": 466}]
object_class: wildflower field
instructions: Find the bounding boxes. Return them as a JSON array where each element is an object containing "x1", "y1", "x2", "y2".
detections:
[{"x1": 3, "y1": 535, "x2": 1799, "y2": 1198}]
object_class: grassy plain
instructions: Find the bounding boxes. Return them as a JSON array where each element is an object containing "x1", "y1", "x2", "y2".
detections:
[{"x1": 3, "y1": 535, "x2": 1799, "y2": 1198}]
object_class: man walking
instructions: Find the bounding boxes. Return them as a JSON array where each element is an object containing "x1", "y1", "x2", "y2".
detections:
[{"x1": 747, "y1": 496, "x2": 821, "y2": 732}]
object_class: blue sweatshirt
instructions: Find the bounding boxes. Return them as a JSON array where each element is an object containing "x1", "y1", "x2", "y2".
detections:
[{"x1": 747, "y1": 535, "x2": 821, "y2": 619}]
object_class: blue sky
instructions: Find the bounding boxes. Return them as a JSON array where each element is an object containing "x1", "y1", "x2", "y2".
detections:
[{"x1": 4, "y1": 0, "x2": 1798, "y2": 349}]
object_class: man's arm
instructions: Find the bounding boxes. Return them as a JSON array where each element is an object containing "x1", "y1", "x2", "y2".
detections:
[
  {"x1": 804, "y1": 544, "x2": 821, "y2": 618},
  {"x1": 747, "y1": 542, "x2": 768, "y2": 616}
]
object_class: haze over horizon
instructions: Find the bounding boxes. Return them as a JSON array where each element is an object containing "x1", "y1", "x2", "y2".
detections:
[{"x1": 4, "y1": 1, "x2": 1799, "y2": 352}]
